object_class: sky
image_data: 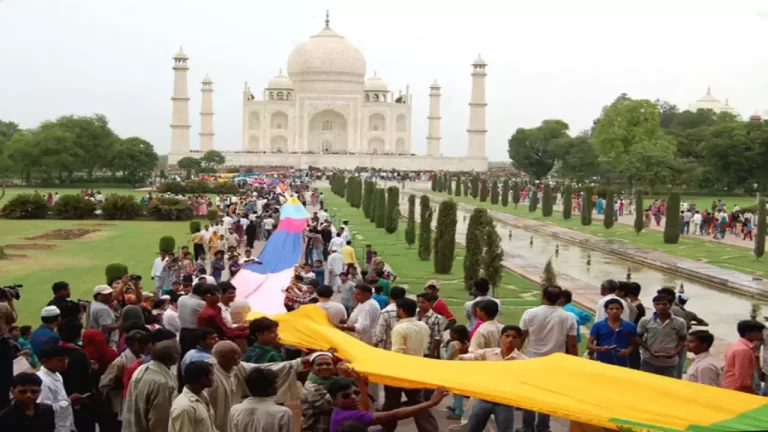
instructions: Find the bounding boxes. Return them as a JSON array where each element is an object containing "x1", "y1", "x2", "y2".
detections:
[{"x1": 1, "y1": 0, "x2": 768, "y2": 161}]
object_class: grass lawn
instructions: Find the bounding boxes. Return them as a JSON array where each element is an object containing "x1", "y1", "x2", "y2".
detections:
[
  {"x1": 0, "y1": 219, "x2": 193, "y2": 325},
  {"x1": 429, "y1": 191, "x2": 768, "y2": 278}
]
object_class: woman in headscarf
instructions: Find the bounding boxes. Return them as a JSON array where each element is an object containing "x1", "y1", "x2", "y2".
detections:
[
  {"x1": 117, "y1": 305, "x2": 146, "y2": 353},
  {"x1": 300, "y1": 352, "x2": 337, "y2": 432},
  {"x1": 82, "y1": 329, "x2": 118, "y2": 376},
  {"x1": 245, "y1": 218, "x2": 257, "y2": 249}
]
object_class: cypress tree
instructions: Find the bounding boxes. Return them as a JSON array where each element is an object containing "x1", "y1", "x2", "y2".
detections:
[
  {"x1": 490, "y1": 180, "x2": 499, "y2": 205},
  {"x1": 528, "y1": 189, "x2": 538, "y2": 212},
  {"x1": 464, "y1": 208, "x2": 487, "y2": 290},
  {"x1": 339, "y1": 175, "x2": 346, "y2": 198},
  {"x1": 471, "y1": 175, "x2": 479, "y2": 199},
  {"x1": 482, "y1": 214, "x2": 503, "y2": 294},
  {"x1": 405, "y1": 194, "x2": 416, "y2": 247},
  {"x1": 562, "y1": 183, "x2": 572, "y2": 220},
  {"x1": 581, "y1": 186, "x2": 594, "y2": 225},
  {"x1": 353, "y1": 177, "x2": 363, "y2": 208},
  {"x1": 634, "y1": 190, "x2": 644, "y2": 235},
  {"x1": 375, "y1": 188, "x2": 387, "y2": 229},
  {"x1": 512, "y1": 182, "x2": 521, "y2": 209},
  {"x1": 463, "y1": 180, "x2": 469, "y2": 197},
  {"x1": 433, "y1": 199, "x2": 458, "y2": 274},
  {"x1": 501, "y1": 179, "x2": 510, "y2": 207},
  {"x1": 542, "y1": 183, "x2": 553, "y2": 217},
  {"x1": 363, "y1": 180, "x2": 375, "y2": 218},
  {"x1": 479, "y1": 179, "x2": 488, "y2": 202},
  {"x1": 455, "y1": 176, "x2": 462, "y2": 197},
  {"x1": 755, "y1": 198, "x2": 766, "y2": 260},
  {"x1": 446, "y1": 177, "x2": 453, "y2": 195},
  {"x1": 603, "y1": 189, "x2": 615, "y2": 229},
  {"x1": 385, "y1": 186, "x2": 400, "y2": 234},
  {"x1": 418, "y1": 195, "x2": 433, "y2": 261},
  {"x1": 663, "y1": 191, "x2": 681, "y2": 244},
  {"x1": 369, "y1": 187, "x2": 378, "y2": 223},
  {"x1": 541, "y1": 258, "x2": 557, "y2": 286},
  {"x1": 431, "y1": 174, "x2": 437, "y2": 192}
]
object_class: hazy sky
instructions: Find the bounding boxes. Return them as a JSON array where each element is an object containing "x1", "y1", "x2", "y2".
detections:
[{"x1": 2, "y1": 0, "x2": 767, "y2": 161}]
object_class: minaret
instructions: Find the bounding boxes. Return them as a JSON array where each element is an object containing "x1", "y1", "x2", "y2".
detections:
[
  {"x1": 426, "y1": 80, "x2": 441, "y2": 157},
  {"x1": 199, "y1": 74, "x2": 214, "y2": 152},
  {"x1": 467, "y1": 54, "x2": 487, "y2": 158},
  {"x1": 170, "y1": 47, "x2": 191, "y2": 154}
]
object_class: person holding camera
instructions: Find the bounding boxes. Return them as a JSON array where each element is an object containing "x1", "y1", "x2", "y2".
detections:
[
  {"x1": 46, "y1": 282, "x2": 81, "y2": 323},
  {"x1": 0, "y1": 288, "x2": 16, "y2": 337}
]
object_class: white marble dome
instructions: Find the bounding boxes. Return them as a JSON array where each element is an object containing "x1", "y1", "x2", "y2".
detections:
[
  {"x1": 267, "y1": 70, "x2": 293, "y2": 89},
  {"x1": 287, "y1": 26, "x2": 367, "y2": 84},
  {"x1": 364, "y1": 75, "x2": 388, "y2": 91}
]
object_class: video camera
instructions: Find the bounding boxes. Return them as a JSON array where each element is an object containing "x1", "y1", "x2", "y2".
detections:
[{"x1": 1, "y1": 284, "x2": 22, "y2": 301}]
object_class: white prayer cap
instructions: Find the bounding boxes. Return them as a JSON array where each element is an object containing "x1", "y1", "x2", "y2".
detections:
[
  {"x1": 308, "y1": 351, "x2": 333, "y2": 365},
  {"x1": 41, "y1": 306, "x2": 61, "y2": 318}
]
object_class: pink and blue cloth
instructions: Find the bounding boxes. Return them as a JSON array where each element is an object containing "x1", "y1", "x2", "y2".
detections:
[{"x1": 232, "y1": 196, "x2": 309, "y2": 314}]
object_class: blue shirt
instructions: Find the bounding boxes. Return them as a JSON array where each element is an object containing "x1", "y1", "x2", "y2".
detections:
[
  {"x1": 29, "y1": 325, "x2": 60, "y2": 359},
  {"x1": 180, "y1": 347, "x2": 213, "y2": 375},
  {"x1": 312, "y1": 268, "x2": 325, "y2": 282},
  {"x1": 563, "y1": 303, "x2": 593, "y2": 343},
  {"x1": 372, "y1": 294, "x2": 388, "y2": 310},
  {"x1": 589, "y1": 319, "x2": 637, "y2": 367}
]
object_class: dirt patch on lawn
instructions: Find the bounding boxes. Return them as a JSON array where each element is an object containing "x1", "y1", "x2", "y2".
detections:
[
  {"x1": 3, "y1": 243, "x2": 61, "y2": 250},
  {"x1": 74, "y1": 223, "x2": 116, "y2": 227},
  {"x1": 24, "y1": 229, "x2": 100, "y2": 241},
  {"x1": 3, "y1": 254, "x2": 30, "y2": 260}
]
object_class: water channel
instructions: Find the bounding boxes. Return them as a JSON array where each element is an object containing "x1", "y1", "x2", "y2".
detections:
[{"x1": 406, "y1": 193, "x2": 766, "y2": 344}]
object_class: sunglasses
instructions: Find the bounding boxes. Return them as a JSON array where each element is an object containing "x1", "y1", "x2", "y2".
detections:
[{"x1": 340, "y1": 389, "x2": 361, "y2": 400}]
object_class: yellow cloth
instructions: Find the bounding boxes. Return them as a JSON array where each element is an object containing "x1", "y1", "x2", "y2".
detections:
[
  {"x1": 341, "y1": 245, "x2": 357, "y2": 264},
  {"x1": 250, "y1": 306, "x2": 768, "y2": 431}
]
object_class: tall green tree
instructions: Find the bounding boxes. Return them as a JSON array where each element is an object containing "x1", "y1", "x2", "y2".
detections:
[
  {"x1": 200, "y1": 149, "x2": 226, "y2": 173},
  {"x1": 363, "y1": 180, "x2": 375, "y2": 218},
  {"x1": 375, "y1": 188, "x2": 387, "y2": 228},
  {"x1": 385, "y1": 186, "x2": 400, "y2": 234},
  {"x1": 463, "y1": 179, "x2": 469, "y2": 197},
  {"x1": 433, "y1": 200, "x2": 458, "y2": 274},
  {"x1": 369, "y1": 187, "x2": 379, "y2": 223},
  {"x1": 581, "y1": 186, "x2": 594, "y2": 226},
  {"x1": 528, "y1": 189, "x2": 538, "y2": 212},
  {"x1": 464, "y1": 208, "x2": 487, "y2": 290},
  {"x1": 542, "y1": 258, "x2": 557, "y2": 286},
  {"x1": 501, "y1": 179, "x2": 510, "y2": 207},
  {"x1": 405, "y1": 194, "x2": 416, "y2": 247},
  {"x1": 177, "y1": 156, "x2": 201, "y2": 180},
  {"x1": 108, "y1": 137, "x2": 159, "y2": 185},
  {"x1": 541, "y1": 183, "x2": 553, "y2": 217},
  {"x1": 634, "y1": 190, "x2": 644, "y2": 235},
  {"x1": 471, "y1": 175, "x2": 479, "y2": 199},
  {"x1": 479, "y1": 179, "x2": 488, "y2": 202},
  {"x1": 418, "y1": 195, "x2": 433, "y2": 261},
  {"x1": 663, "y1": 192, "x2": 681, "y2": 244},
  {"x1": 490, "y1": 180, "x2": 499, "y2": 205},
  {"x1": 603, "y1": 189, "x2": 615, "y2": 229},
  {"x1": 482, "y1": 214, "x2": 504, "y2": 294},
  {"x1": 49, "y1": 114, "x2": 118, "y2": 179},
  {"x1": 446, "y1": 176, "x2": 453, "y2": 195},
  {"x1": 551, "y1": 132, "x2": 599, "y2": 183},
  {"x1": 431, "y1": 174, "x2": 437, "y2": 192},
  {"x1": 507, "y1": 119, "x2": 569, "y2": 180},
  {"x1": 755, "y1": 198, "x2": 766, "y2": 260},
  {"x1": 455, "y1": 175, "x2": 462, "y2": 196},
  {"x1": 562, "y1": 183, "x2": 572, "y2": 220},
  {"x1": 512, "y1": 182, "x2": 521, "y2": 209}
]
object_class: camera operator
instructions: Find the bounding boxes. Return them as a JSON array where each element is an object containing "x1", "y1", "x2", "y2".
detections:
[
  {"x1": 46, "y1": 282, "x2": 81, "y2": 323},
  {"x1": 0, "y1": 289, "x2": 16, "y2": 336}
]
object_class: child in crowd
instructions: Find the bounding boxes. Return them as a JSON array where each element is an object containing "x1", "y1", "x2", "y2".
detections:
[
  {"x1": 211, "y1": 250, "x2": 225, "y2": 282},
  {"x1": 444, "y1": 325, "x2": 470, "y2": 420},
  {"x1": 312, "y1": 259, "x2": 326, "y2": 283}
]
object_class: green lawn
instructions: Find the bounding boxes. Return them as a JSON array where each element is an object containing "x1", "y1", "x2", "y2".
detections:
[
  {"x1": 0, "y1": 219, "x2": 192, "y2": 325},
  {"x1": 429, "y1": 192, "x2": 768, "y2": 278}
]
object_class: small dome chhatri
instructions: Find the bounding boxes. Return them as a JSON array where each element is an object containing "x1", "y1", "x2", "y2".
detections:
[
  {"x1": 267, "y1": 69, "x2": 294, "y2": 89},
  {"x1": 364, "y1": 72, "x2": 388, "y2": 91},
  {"x1": 173, "y1": 46, "x2": 188, "y2": 60}
]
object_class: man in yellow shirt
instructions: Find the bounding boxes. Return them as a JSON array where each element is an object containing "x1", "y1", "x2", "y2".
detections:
[
  {"x1": 341, "y1": 240, "x2": 357, "y2": 265},
  {"x1": 191, "y1": 228, "x2": 205, "y2": 261}
]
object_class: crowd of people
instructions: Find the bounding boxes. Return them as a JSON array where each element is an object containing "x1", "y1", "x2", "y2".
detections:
[{"x1": 4, "y1": 175, "x2": 768, "y2": 432}]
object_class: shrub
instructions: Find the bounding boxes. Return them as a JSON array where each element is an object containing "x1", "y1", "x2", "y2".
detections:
[
  {"x1": 471, "y1": 176, "x2": 479, "y2": 199},
  {"x1": 603, "y1": 189, "x2": 615, "y2": 229},
  {"x1": 375, "y1": 188, "x2": 387, "y2": 229},
  {"x1": 185, "y1": 180, "x2": 210, "y2": 194},
  {"x1": 52, "y1": 194, "x2": 97, "y2": 219},
  {"x1": 542, "y1": 258, "x2": 557, "y2": 285},
  {"x1": 418, "y1": 195, "x2": 433, "y2": 260},
  {"x1": 385, "y1": 186, "x2": 399, "y2": 234},
  {"x1": 157, "y1": 181, "x2": 187, "y2": 195},
  {"x1": 104, "y1": 263, "x2": 129, "y2": 283},
  {"x1": 528, "y1": 190, "x2": 538, "y2": 212},
  {"x1": 454, "y1": 176, "x2": 462, "y2": 197},
  {"x1": 756, "y1": 198, "x2": 766, "y2": 260},
  {"x1": 101, "y1": 194, "x2": 142, "y2": 220},
  {"x1": 363, "y1": 180, "x2": 375, "y2": 218},
  {"x1": 501, "y1": 179, "x2": 510, "y2": 207},
  {"x1": 490, "y1": 180, "x2": 499, "y2": 205},
  {"x1": 483, "y1": 215, "x2": 503, "y2": 292},
  {"x1": 148, "y1": 197, "x2": 194, "y2": 221},
  {"x1": 369, "y1": 188, "x2": 378, "y2": 223},
  {"x1": 0, "y1": 246, "x2": 7, "y2": 260},
  {"x1": 479, "y1": 179, "x2": 488, "y2": 202},
  {"x1": 1, "y1": 193, "x2": 49, "y2": 219},
  {"x1": 562, "y1": 184, "x2": 572, "y2": 220},
  {"x1": 405, "y1": 194, "x2": 416, "y2": 247},
  {"x1": 541, "y1": 184, "x2": 553, "y2": 217},
  {"x1": 463, "y1": 179, "x2": 469, "y2": 197},
  {"x1": 207, "y1": 209, "x2": 218, "y2": 222},
  {"x1": 212, "y1": 182, "x2": 239, "y2": 195},
  {"x1": 433, "y1": 199, "x2": 458, "y2": 274},
  {"x1": 464, "y1": 208, "x2": 487, "y2": 290},
  {"x1": 634, "y1": 190, "x2": 644, "y2": 235},
  {"x1": 512, "y1": 182, "x2": 521, "y2": 208},
  {"x1": 581, "y1": 186, "x2": 594, "y2": 226},
  {"x1": 190, "y1": 220, "x2": 202, "y2": 234},
  {"x1": 431, "y1": 175, "x2": 437, "y2": 192},
  {"x1": 158, "y1": 236, "x2": 176, "y2": 253},
  {"x1": 664, "y1": 192, "x2": 681, "y2": 244}
]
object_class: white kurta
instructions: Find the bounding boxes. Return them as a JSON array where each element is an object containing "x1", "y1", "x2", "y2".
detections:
[{"x1": 327, "y1": 252, "x2": 344, "y2": 289}]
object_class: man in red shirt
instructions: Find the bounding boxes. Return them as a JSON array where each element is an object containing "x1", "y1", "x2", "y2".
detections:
[
  {"x1": 196, "y1": 284, "x2": 240, "y2": 340},
  {"x1": 424, "y1": 280, "x2": 456, "y2": 330},
  {"x1": 723, "y1": 319, "x2": 765, "y2": 393}
]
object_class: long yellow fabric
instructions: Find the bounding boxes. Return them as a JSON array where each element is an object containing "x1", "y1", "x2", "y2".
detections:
[{"x1": 254, "y1": 306, "x2": 768, "y2": 431}]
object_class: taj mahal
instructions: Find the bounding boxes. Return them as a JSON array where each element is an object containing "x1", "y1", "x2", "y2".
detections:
[{"x1": 167, "y1": 13, "x2": 489, "y2": 171}]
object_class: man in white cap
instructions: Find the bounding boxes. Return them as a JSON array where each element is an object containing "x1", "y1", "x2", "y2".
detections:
[
  {"x1": 87, "y1": 285, "x2": 119, "y2": 347},
  {"x1": 30, "y1": 306, "x2": 62, "y2": 360},
  {"x1": 327, "y1": 247, "x2": 344, "y2": 291}
]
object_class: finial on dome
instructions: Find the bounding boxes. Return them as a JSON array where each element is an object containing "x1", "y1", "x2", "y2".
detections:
[
  {"x1": 726, "y1": 98, "x2": 730, "y2": 105},
  {"x1": 325, "y1": 9, "x2": 330, "y2": 28},
  {"x1": 279, "y1": 68, "x2": 283, "y2": 75},
  {"x1": 244, "y1": 82, "x2": 248, "y2": 90},
  {"x1": 374, "y1": 70, "x2": 377, "y2": 77},
  {"x1": 707, "y1": 86, "x2": 711, "y2": 95}
]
